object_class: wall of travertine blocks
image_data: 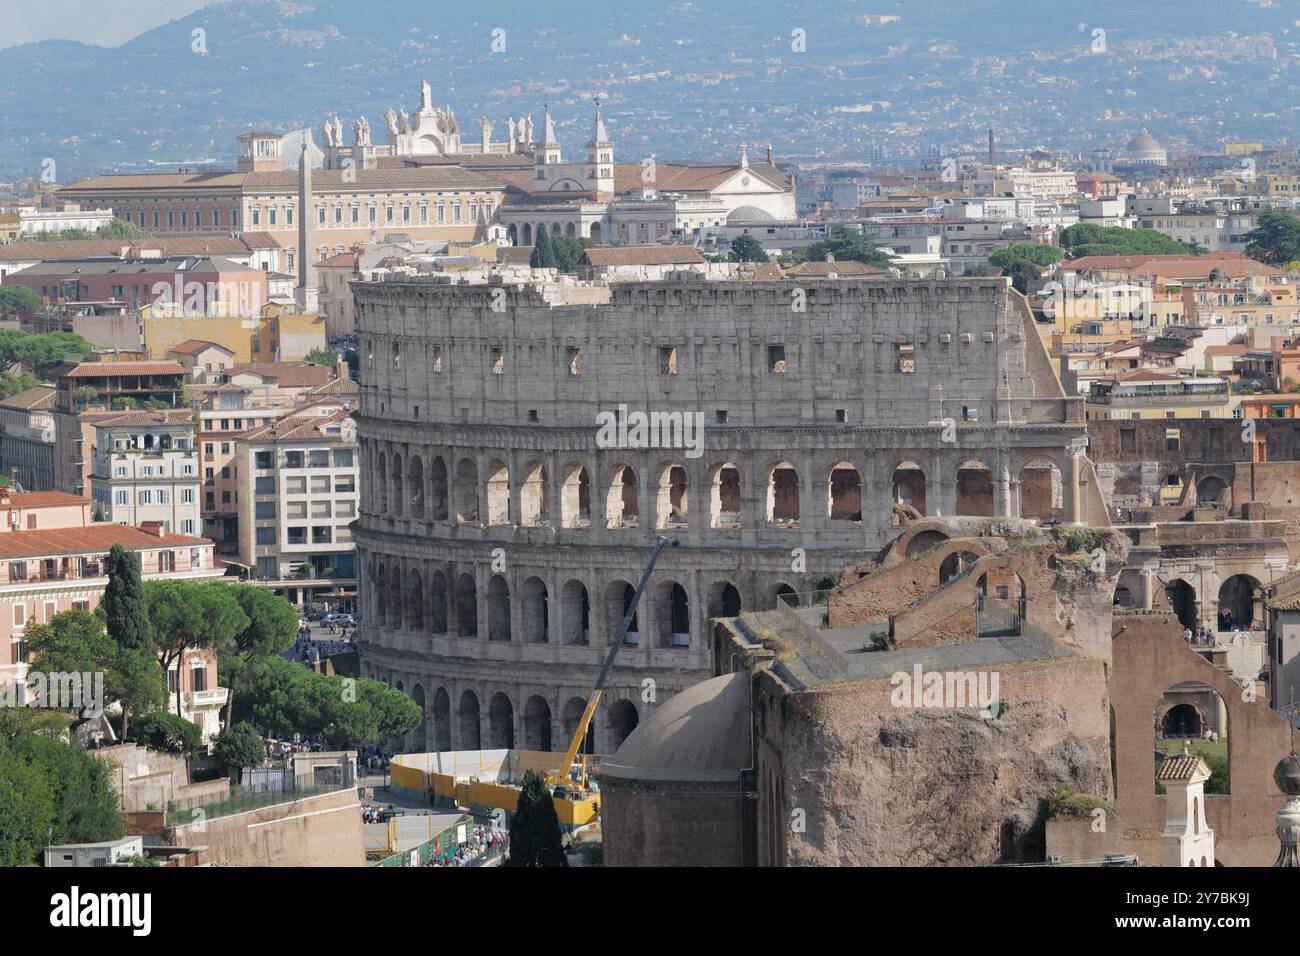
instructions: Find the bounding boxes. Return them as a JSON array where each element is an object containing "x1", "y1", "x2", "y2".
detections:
[{"x1": 352, "y1": 276, "x2": 1090, "y2": 752}]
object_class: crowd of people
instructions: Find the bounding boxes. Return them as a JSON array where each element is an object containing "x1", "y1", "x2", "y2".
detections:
[
  {"x1": 358, "y1": 745, "x2": 392, "y2": 775},
  {"x1": 427, "y1": 824, "x2": 507, "y2": 867},
  {"x1": 361, "y1": 805, "x2": 386, "y2": 824}
]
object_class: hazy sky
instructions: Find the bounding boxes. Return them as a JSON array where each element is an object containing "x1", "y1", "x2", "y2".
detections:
[{"x1": 0, "y1": 0, "x2": 215, "y2": 49}]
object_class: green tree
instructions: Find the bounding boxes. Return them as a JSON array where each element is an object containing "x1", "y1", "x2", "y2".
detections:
[
  {"x1": 1058, "y1": 223, "x2": 1195, "y2": 258},
  {"x1": 550, "y1": 235, "x2": 592, "y2": 273},
  {"x1": 1244, "y1": 209, "x2": 1300, "y2": 266},
  {"x1": 729, "y1": 234, "x2": 770, "y2": 263},
  {"x1": 0, "y1": 329, "x2": 93, "y2": 377},
  {"x1": 988, "y1": 243, "x2": 1063, "y2": 269},
  {"x1": 128, "y1": 710, "x2": 202, "y2": 754},
  {"x1": 530, "y1": 228, "x2": 559, "y2": 269},
  {"x1": 25, "y1": 609, "x2": 164, "y2": 724},
  {"x1": 304, "y1": 346, "x2": 339, "y2": 366},
  {"x1": 801, "y1": 225, "x2": 895, "y2": 269},
  {"x1": 213, "y1": 722, "x2": 265, "y2": 784},
  {"x1": 0, "y1": 370, "x2": 41, "y2": 401},
  {"x1": 0, "y1": 285, "x2": 41, "y2": 319},
  {"x1": 103, "y1": 544, "x2": 152, "y2": 737},
  {"x1": 0, "y1": 750, "x2": 55, "y2": 866},
  {"x1": 963, "y1": 264, "x2": 993, "y2": 277},
  {"x1": 145, "y1": 580, "x2": 248, "y2": 720},
  {"x1": 1004, "y1": 259, "x2": 1043, "y2": 295},
  {"x1": 219, "y1": 585, "x2": 297, "y2": 728},
  {"x1": 505, "y1": 769, "x2": 568, "y2": 867}
]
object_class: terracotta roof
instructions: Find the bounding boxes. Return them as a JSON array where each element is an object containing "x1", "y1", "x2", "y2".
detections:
[
  {"x1": 55, "y1": 361, "x2": 185, "y2": 379},
  {"x1": 244, "y1": 407, "x2": 351, "y2": 443},
  {"x1": 168, "y1": 339, "x2": 233, "y2": 356},
  {"x1": 316, "y1": 252, "x2": 359, "y2": 269},
  {"x1": 1204, "y1": 344, "x2": 1248, "y2": 356},
  {"x1": 0, "y1": 236, "x2": 251, "y2": 262},
  {"x1": 228, "y1": 362, "x2": 335, "y2": 388},
  {"x1": 1155, "y1": 750, "x2": 1210, "y2": 783},
  {"x1": 0, "y1": 524, "x2": 209, "y2": 561},
  {"x1": 497, "y1": 246, "x2": 534, "y2": 265},
  {"x1": 787, "y1": 259, "x2": 888, "y2": 278},
  {"x1": 1110, "y1": 369, "x2": 1184, "y2": 383},
  {"x1": 62, "y1": 166, "x2": 502, "y2": 193},
  {"x1": 582, "y1": 245, "x2": 705, "y2": 267},
  {"x1": 612, "y1": 161, "x2": 789, "y2": 194},
  {"x1": 93, "y1": 409, "x2": 193, "y2": 429},
  {"x1": 0, "y1": 385, "x2": 56, "y2": 410},
  {"x1": 0, "y1": 491, "x2": 89, "y2": 509}
]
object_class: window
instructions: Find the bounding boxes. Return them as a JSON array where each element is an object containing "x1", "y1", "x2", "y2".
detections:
[
  {"x1": 659, "y1": 346, "x2": 679, "y2": 375},
  {"x1": 9, "y1": 562, "x2": 26, "y2": 582},
  {"x1": 182, "y1": 488, "x2": 194, "y2": 503},
  {"x1": 255, "y1": 477, "x2": 276, "y2": 494},
  {"x1": 567, "y1": 348, "x2": 581, "y2": 376},
  {"x1": 835, "y1": 408, "x2": 848, "y2": 423},
  {"x1": 432, "y1": 345, "x2": 444, "y2": 373},
  {"x1": 897, "y1": 344, "x2": 916, "y2": 373},
  {"x1": 255, "y1": 451, "x2": 273, "y2": 469},
  {"x1": 287, "y1": 527, "x2": 306, "y2": 545},
  {"x1": 255, "y1": 527, "x2": 276, "y2": 545},
  {"x1": 13, "y1": 605, "x2": 25, "y2": 627},
  {"x1": 255, "y1": 502, "x2": 276, "y2": 520},
  {"x1": 332, "y1": 449, "x2": 353, "y2": 468},
  {"x1": 284, "y1": 451, "x2": 304, "y2": 469},
  {"x1": 138, "y1": 490, "x2": 152, "y2": 505},
  {"x1": 1165, "y1": 428, "x2": 1181, "y2": 453},
  {"x1": 182, "y1": 519, "x2": 195, "y2": 533},
  {"x1": 767, "y1": 345, "x2": 788, "y2": 374},
  {"x1": 491, "y1": 348, "x2": 505, "y2": 375}
]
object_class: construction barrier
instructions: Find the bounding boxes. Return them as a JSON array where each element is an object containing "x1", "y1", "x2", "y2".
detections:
[{"x1": 371, "y1": 814, "x2": 472, "y2": 867}]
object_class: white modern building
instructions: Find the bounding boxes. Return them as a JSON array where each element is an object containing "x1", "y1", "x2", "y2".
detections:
[{"x1": 88, "y1": 410, "x2": 201, "y2": 534}]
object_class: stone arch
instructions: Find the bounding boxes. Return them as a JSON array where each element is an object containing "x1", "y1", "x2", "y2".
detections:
[
  {"x1": 605, "y1": 579, "x2": 640, "y2": 645},
  {"x1": 710, "y1": 461, "x2": 743, "y2": 528},
  {"x1": 407, "y1": 567, "x2": 424, "y2": 632},
  {"x1": 409, "y1": 684, "x2": 427, "y2": 751},
  {"x1": 655, "y1": 461, "x2": 689, "y2": 529},
  {"x1": 458, "y1": 690, "x2": 481, "y2": 749},
  {"x1": 521, "y1": 576, "x2": 549, "y2": 643},
  {"x1": 1165, "y1": 579, "x2": 1198, "y2": 630},
  {"x1": 827, "y1": 461, "x2": 862, "y2": 522},
  {"x1": 1019, "y1": 457, "x2": 1064, "y2": 522},
  {"x1": 488, "y1": 692, "x2": 515, "y2": 749},
  {"x1": 455, "y1": 573, "x2": 477, "y2": 637},
  {"x1": 955, "y1": 458, "x2": 994, "y2": 517},
  {"x1": 432, "y1": 687, "x2": 451, "y2": 751},
  {"x1": 487, "y1": 575, "x2": 511, "y2": 642},
  {"x1": 939, "y1": 550, "x2": 981, "y2": 585},
  {"x1": 1155, "y1": 682, "x2": 1229, "y2": 789},
  {"x1": 1217, "y1": 574, "x2": 1262, "y2": 630},
  {"x1": 976, "y1": 567, "x2": 1026, "y2": 637},
  {"x1": 654, "y1": 579, "x2": 691, "y2": 648},
  {"x1": 905, "y1": 528, "x2": 950, "y2": 559},
  {"x1": 560, "y1": 578, "x2": 591, "y2": 645},
  {"x1": 522, "y1": 223, "x2": 533, "y2": 246},
  {"x1": 430, "y1": 570, "x2": 448, "y2": 634},
  {"x1": 891, "y1": 460, "x2": 927, "y2": 515},
  {"x1": 1158, "y1": 470, "x2": 1186, "y2": 506},
  {"x1": 563, "y1": 696, "x2": 595, "y2": 755},
  {"x1": 561, "y1": 463, "x2": 591, "y2": 528},
  {"x1": 523, "y1": 695, "x2": 553, "y2": 751},
  {"x1": 769, "y1": 583, "x2": 796, "y2": 609},
  {"x1": 430, "y1": 456, "x2": 448, "y2": 521},
  {"x1": 486, "y1": 459, "x2": 510, "y2": 525},
  {"x1": 606, "y1": 463, "x2": 640, "y2": 529},
  {"x1": 767, "y1": 460, "x2": 800, "y2": 526},
  {"x1": 707, "y1": 580, "x2": 742, "y2": 619},
  {"x1": 589, "y1": 222, "x2": 602, "y2": 244},
  {"x1": 1197, "y1": 475, "x2": 1229, "y2": 507},
  {"x1": 407, "y1": 455, "x2": 425, "y2": 518},
  {"x1": 519, "y1": 460, "x2": 549, "y2": 526},
  {"x1": 388, "y1": 565, "x2": 403, "y2": 628},
  {"x1": 376, "y1": 452, "x2": 390, "y2": 514},
  {"x1": 391, "y1": 453, "x2": 405, "y2": 517},
  {"x1": 453, "y1": 458, "x2": 479, "y2": 523},
  {"x1": 608, "y1": 699, "x2": 639, "y2": 751},
  {"x1": 507, "y1": 223, "x2": 518, "y2": 245}
]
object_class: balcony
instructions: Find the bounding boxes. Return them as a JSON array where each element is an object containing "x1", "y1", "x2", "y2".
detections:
[{"x1": 182, "y1": 687, "x2": 228, "y2": 710}]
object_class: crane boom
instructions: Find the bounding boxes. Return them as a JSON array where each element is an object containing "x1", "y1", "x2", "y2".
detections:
[{"x1": 549, "y1": 535, "x2": 670, "y2": 790}]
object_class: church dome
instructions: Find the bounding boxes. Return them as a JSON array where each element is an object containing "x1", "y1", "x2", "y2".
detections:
[
  {"x1": 599, "y1": 672, "x2": 750, "y2": 783},
  {"x1": 1120, "y1": 130, "x2": 1167, "y2": 166}
]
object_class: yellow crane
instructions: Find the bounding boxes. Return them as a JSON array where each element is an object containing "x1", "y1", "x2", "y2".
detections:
[{"x1": 548, "y1": 535, "x2": 670, "y2": 795}]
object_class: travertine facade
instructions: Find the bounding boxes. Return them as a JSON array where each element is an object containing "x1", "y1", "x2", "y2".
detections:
[{"x1": 353, "y1": 274, "x2": 1100, "y2": 752}]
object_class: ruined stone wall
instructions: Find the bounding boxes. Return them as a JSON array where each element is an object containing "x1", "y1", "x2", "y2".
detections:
[
  {"x1": 353, "y1": 277, "x2": 1089, "y2": 748},
  {"x1": 600, "y1": 779, "x2": 751, "y2": 867}
]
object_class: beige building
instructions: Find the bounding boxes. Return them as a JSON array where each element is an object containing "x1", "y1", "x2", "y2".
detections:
[
  {"x1": 0, "y1": 385, "x2": 57, "y2": 492},
  {"x1": 88, "y1": 410, "x2": 201, "y2": 534}
]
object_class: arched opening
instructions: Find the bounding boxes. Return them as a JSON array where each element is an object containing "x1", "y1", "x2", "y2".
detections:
[
  {"x1": 976, "y1": 569, "x2": 1026, "y2": 637},
  {"x1": 507, "y1": 223, "x2": 518, "y2": 245},
  {"x1": 656, "y1": 462, "x2": 689, "y2": 529},
  {"x1": 827, "y1": 462, "x2": 862, "y2": 522},
  {"x1": 1112, "y1": 584, "x2": 1135, "y2": 608},
  {"x1": 905, "y1": 529, "x2": 949, "y2": 559},
  {"x1": 771, "y1": 583, "x2": 796, "y2": 609},
  {"x1": 391, "y1": 454, "x2": 404, "y2": 517},
  {"x1": 608, "y1": 699, "x2": 639, "y2": 751},
  {"x1": 767, "y1": 462, "x2": 800, "y2": 526},
  {"x1": 955, "y1": 460, "x2": 994, "y2": 517},
  {"x1": 430, "y1": 571, "x2": 448, "y2": 634},
  {"x1": 432, "y1": 687, "x2": 451, "y2": 752},
  {"x1": 454, "y1": 573, "x2": 477, "y2": 637},
  {"x1": 1020, "y1": 458, "x2": 1063, "y2": 523},
  {"x1": 523, "y1": 696, "x2": 553, "y2": 751},
  {"x1": 409, "y1": 684, "x2": 427, "y2": 751},
  {"x1": 561, "y1": 464, "x2": 591, "y2": 528},
  {"x1": 560, "y1": 579, "x2": 590, "y2": 645},
  {"x1": 486, "y1": 459, "x2": 510, "y2": 526},
  {"x1": 606, "y1": 464, "x2": 639, "y2": 529},
  {"x1": 891, "y1": 461, "x2": 927, "y2": 516},
  {"x1": 655, "y1": 580, "x2": 690, "y2": 648},
  {"x1": 429, "y1": 456, "x2": 448, "y2": 521},
  {"x1": 388, "y1": 567, "x2": 403, "y2": 628},
  {"x1": 605, "y1": 580, "x2": 639, "y2": 646},
  {"x1": 522, "y1": 223, "x2": 532, "y2": 246},
  {"x1": 710, "y1": 463, "x2": 743, "y2": 528},
  {"x1": 1159, "y1": 472, "x2": 1185, "y2": 506},
  {"x1": 521, "y1": 576, "x2": 549, "y2": 643},
  {"x1": 562, "y1": 697, "x2": 595, "y2": 755},
  {"x1": 708, "y1": 581, "x2": 742, "y2": 619},
  {"x1": 376, "y1": 453, "x2": 390, "y2": 514},
  {"x1": 1217, "y1": 574, "x2": 1261, "y2": 631},
  {"x1": 589, "y1": 222, "x2": 602, "y2": 243},
  {"x1": 374, "y1": 563, "x2": 387, "y2": 627},
  {"x1": 406, "y1": 568, "x2": 424, "y2": 631},
  {"x1": 458, "y1": 690, "x2": 481, "y2": 749},
  {"x1": 488, "y1": 693, "x2": 514, "y2": 749},
  {"x1": 1166, "y1": 580, "x2": 1198, "y2": 630},
  {"x1": 519, "y1": 461, "x2": 549, "y2": 526},
  {"x1": 453, "y1": 458, "x2": 479, "y2": 523},
  {"x1": 939, "y1": 550, "x2": 980, "y2": 585},
  {"x1": 1156, "y1": 682, "x2": 1229, "y2": 793},
  {"x1": 1197, "y1": 475, "x2": 1228, "y2": 507},
  {"x1": 407, "y1": 456, "x2": 425, "y2": 518},
  {"x1": 487, "y1": 576, "x2": 511, "y2": 642}
]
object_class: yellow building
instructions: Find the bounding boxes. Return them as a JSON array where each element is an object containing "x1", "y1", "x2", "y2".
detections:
[
  {"x1": 1083, "y1": 370, "x2": 1236, "y2": 420},
  {"x1": 138, "y1": 301, "x2": 326, "y2": 365}
]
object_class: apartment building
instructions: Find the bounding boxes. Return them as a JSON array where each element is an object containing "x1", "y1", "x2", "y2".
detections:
[
  {"x1": 88, "y1": 410, "x2": 200, "y2": 534},
  {"x1": 0, "y1": 385, "x2": 56, "y2": 492},
  {"x1": 236, "y1": 401, "x2": 358, "y2": 612}
]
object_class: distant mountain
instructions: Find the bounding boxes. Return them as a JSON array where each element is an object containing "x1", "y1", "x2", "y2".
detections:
[{"x1": 0, "y1": 0, "x2": 1296, "y2": 180}]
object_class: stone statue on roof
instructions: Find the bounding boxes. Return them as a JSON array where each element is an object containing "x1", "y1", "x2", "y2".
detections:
[
  {"x1": 384, "y1": 108, "x2": 399, "y2": 139},
  {"x1": 321, "y1": 118, "x2": 336, "y2": 147},
  {"x1": 399, "y1": 109, "x2": 410, "y2": 134},
  {"x1": 354, "y1": 116, "x2": 371, "y2": 147},
  {"x1": 421, "y1": 77, "x2": 433, "y2": 112}
]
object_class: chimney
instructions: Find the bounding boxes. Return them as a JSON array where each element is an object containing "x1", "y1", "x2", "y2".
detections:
[{"x1": 140, "y1": 521, "x2": 165, "y2": 538}]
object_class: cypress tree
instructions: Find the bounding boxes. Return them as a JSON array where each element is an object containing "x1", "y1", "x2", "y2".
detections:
[
  {"x1": 103, "y1": 544, "x2": 153, "y2": 740},
  {"x1": 504, "y1": 769, "x2": 568, "y2": 867},
  {"x1": 530, "y1": 228, "x2": 559, "y2": 269}
]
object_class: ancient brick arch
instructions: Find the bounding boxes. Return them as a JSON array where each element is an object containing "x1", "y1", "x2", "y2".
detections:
[
  {"x1": 1111, "y1": 614, "x2": 1293, "y2": 866},
  {"x1": 883, "y1": 518, "x2": 959, "y2": 568}
]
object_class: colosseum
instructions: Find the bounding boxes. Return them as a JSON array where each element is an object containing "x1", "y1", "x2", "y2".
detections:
[{"x1": 352, "y1": 271, "x2": 1108, "y2": 755}]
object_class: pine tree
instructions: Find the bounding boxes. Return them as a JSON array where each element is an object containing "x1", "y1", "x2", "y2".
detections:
[
  {"x1": 505, "y1": 769, "x2": 568, "y2": 867},
  {"x1": 530, "y1": 228, "x2": 559, "y2": 269}
]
